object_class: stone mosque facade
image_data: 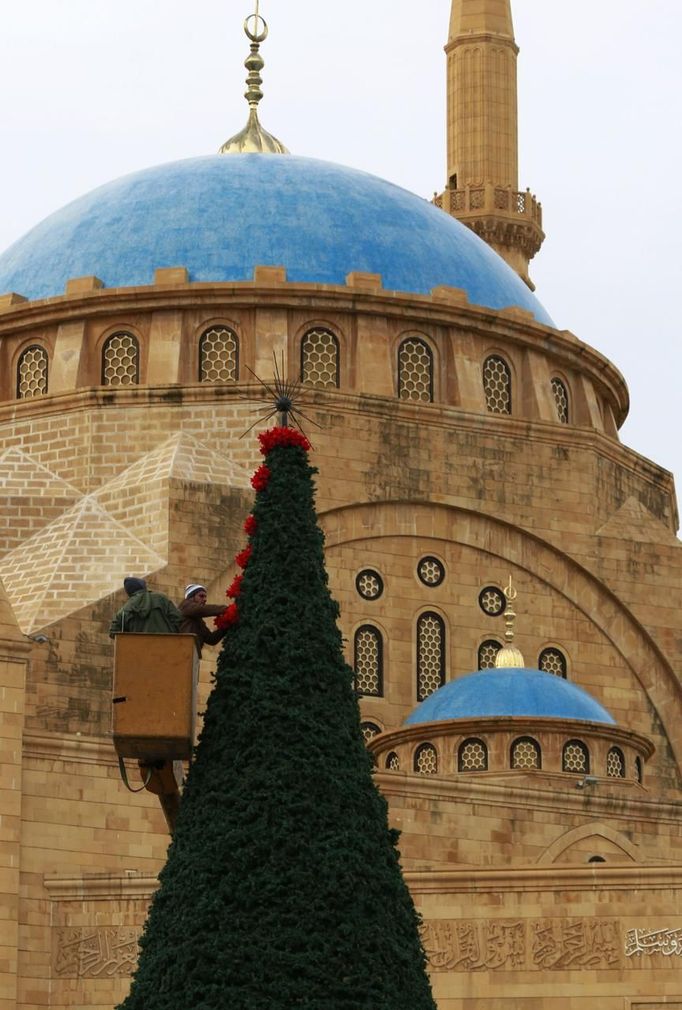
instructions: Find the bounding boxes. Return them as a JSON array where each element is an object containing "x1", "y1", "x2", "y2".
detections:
[{"x1": 0, "y1": 2, "x2": 681, "y2": 1008}]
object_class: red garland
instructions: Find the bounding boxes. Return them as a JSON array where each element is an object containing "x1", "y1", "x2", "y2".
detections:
[
  {"x1": 258, "y1": 427, "x2": 311, "y2": 455},
  {"x1": 235, "y1": 544, "x2": 252, "y2": 569},
  {"x1": 214, "y1": 602, "x2": 239, "y2": 631},
  {"x1": 251, "y1": 464, "x2": 271, "y2": 492},
  {"x1": 219, "y1": 428, "x2": 309, "y2": 634}
]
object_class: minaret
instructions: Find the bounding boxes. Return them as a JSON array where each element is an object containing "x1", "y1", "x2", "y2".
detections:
[{"x1": 436, "y1": 0, "x2": 544, "y2": 289}]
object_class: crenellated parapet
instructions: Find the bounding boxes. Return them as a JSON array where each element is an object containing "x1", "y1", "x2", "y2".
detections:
[{"x1": 0, "y1": 269, "x2": 627, "y2": 436}]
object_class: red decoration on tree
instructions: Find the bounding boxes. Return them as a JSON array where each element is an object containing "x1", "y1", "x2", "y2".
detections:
[
  {"x1": 235, "y1": 545, "x2": 252, "y2": 569},
  {"x1": 213, "y1": 430, "x2": 310, "y2": 639},
  {"x1": 214, "y1": 602, "x2": 240, "y2": 631},
  {"x1": 259, "y1": 427, "x2": 311, "y2": 455},
  {"x1": 251, "y1": 465, "x2": 271, "y2": 492}
]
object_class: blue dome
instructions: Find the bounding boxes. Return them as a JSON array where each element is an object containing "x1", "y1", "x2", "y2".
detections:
[
  {"x1": 0, "y1": 154, "x2": 553, "y2": 325},
  {"x1": 405, "y1": 668, "x2": 615, "y2": 725}
]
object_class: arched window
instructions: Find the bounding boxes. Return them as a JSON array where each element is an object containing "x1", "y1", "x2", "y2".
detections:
[
  {"x1": 17, "y1": 345, "x2": 48, "y2": 398},
  {"x1": 353, "y1": 626, "x2": 383, "y2": 697},
  {"x1": 458, "y1": 738, "x2": 488, "y2": 772},
  {"x1": 511, "y1": 737, "x2": 541, "y2": 770},
  {"x1": 300, "y1": 328, "x2": 339, "y2": 388},
  {"x1": 398, "y1": 337, "x2": 433, "y2": 402},
  {"x1": 635, "y1": 756, "x2": 643, "y2": 784},
  {"x1": 199, "y1": 326, "x2": 238, "y2": 383},
  {"x1": 606, "y1": 747, "x2": 625, "y2": 779},
  {"x1": 102, "y1": 332, "x2": 139, "y2": 386},
  {"x1": 483, "y1": 355, "x2": 511, "y2": 414},
  {"x1": 551, "y1": 377, "x2": 569, "y2": 424},
  {"x1": 417, "y1": 612, "x2": 445, "y2": 701},
  {"x1": 538, "y1": 647, "x2": 568, "y2": 679},
  {"x1": 478, "y1": 640, "x2": 502, "y2": 670},
  {"x1": 386, "y1": 751, "x2": 400, "y2": 771},
  {"x1": 563, "y1": 740, "x2": 589, "y2": 774},
  {"x1": 360, "y1": 722, "x2": 381, "y2": 745},
  {"x1": 414, "y1": 743, "x2": 438, "y2": 775}
]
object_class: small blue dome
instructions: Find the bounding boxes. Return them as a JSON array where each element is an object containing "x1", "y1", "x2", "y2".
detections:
[
  {"x1": 0, "y1": 154, "x2": 553, "y2": 325},
  {"x1": 405, "y1": 668, "x2": 615, "y2": 725}
]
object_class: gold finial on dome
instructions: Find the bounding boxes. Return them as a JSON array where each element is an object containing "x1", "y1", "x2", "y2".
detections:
[
  {"x1": 494, "y1": 575, "x2": 525, "y2": 669},
  {"x1": 219, "y1": 2, "x2": 289, "y2": 155}
]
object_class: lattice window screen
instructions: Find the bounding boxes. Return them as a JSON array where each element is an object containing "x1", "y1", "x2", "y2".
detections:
[
  {"x1": 398, "y1": 338, "x2": 433, "y2": 402},
  {"x1": 17, "y1": 345, "x2": 48, "y2": 398},
  {"x1": 538, "y1": 647, "x2": 567, "y2": 679},
  {"x1": 301, "y1": 329, "x2": 339, "y2": 388},
  {"x1": 414, "y1": 743, "x2": 438, "y2": 775},
  {"x1": 478, "y1": 640, "x2": 501, "y2": 670},
  {"x1": 563, "y1": 740, "x2": 589, "y2": 773},
  {"x1": 483, "y1": 355, "x2": 511, "y2": 414},
  {"x1": 511, "y1": 737, "x2": 541, "y2": 770},
  {"x1": 458, "y1": 739, "x2": 488, "y2": 772},
  {"x1": 551, "y1": 377, "x2": 569, "y2": 423},
  {"x1": 102, "y1": 332, "x2": 139, "y2": 386},
  {"x1": 199, "y1": 327, "x2": 238, "y2": 383},
  {"x1": 417, "y1": 612, "x2": 445, "y2": 701},
  {"x1": 354, "y1": 626, "x2": 383, "y2": 697}
]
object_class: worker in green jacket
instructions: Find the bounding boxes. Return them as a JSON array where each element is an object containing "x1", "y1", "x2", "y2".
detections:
[{"x1": 109, "y1": 577, "x2": 182, "y2": 637}]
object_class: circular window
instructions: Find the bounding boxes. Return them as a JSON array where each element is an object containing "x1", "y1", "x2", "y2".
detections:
[
  {"x1": 356, "y1": 570, "x2": 384, "y2": 601},
  {"x1": 418, "y1": 556, "x2": 445, "y2": 587},
  {"x1": 479, "y1": 586, "x2": 505, "y2": 617}
]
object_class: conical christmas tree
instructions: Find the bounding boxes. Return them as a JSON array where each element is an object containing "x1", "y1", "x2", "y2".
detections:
[{"x1": 118, "y1": 425, "x2": 437, "y2": 1010}]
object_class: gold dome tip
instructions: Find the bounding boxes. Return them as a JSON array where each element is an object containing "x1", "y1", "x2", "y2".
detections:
[
  {"x1": 219, "y1": 109, "x2": 289, "y2": 155},
  {"x1": 220, "y1": 4, "x2": 289, "y2": 156},
  {"x1": 494, "y1": 645, "x2": 525, "y2": 670}
]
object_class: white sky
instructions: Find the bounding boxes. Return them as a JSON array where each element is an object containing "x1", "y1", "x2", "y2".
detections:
[{"x1": 1, "y1": 1, "x2": 680, "y2": 506}]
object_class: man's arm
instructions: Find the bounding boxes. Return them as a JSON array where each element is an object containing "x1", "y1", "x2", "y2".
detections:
[
  {"x1": 180, "y1": 602, "x2": 227, "y2": 619},
  {"x1": 201, "y1": 625, "x2": 228, "y2": 647}
]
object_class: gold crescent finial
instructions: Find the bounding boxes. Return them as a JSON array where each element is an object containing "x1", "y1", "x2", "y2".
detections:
[
  {"x1": 245, "y1": 1, "x2": 268, "y2": 43},
  {"x1": 219, "y1": 3, "x2": 289, "y2": 155},
  {"x1": 494, "y1": 575, "x2": 525, "y2": 669}
]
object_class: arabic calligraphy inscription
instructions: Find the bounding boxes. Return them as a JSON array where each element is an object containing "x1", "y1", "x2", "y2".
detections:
[
  {"x1": 54, "y1": 927, "x2": 141, "y2": 978},
  {"x1": 422, "y1": 918, "x2": 622, "y2": 972}
]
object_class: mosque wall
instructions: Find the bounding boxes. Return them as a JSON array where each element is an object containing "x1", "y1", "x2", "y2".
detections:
[
  {"x1": 410, "y1": 865, "x2": 682, "y2": 1009},
  {"x1": 0, "y1": 302, "x2": 679, "y2": 1008}
]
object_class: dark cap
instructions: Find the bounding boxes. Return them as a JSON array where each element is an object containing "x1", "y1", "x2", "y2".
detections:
[{"x1": 123, "y1": 577, "x2": 147, "y2": 597}]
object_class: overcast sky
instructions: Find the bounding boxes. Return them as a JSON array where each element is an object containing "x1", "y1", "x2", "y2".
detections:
[{"x1": 1, "y1": 1, "x2": 680, "y2": 508}]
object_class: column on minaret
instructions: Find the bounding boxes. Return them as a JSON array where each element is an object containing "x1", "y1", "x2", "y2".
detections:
[
  {"x1": 438, "y1": 0, "x2": 544, "y2": 289},
  {"x1": 0, "y1": 581, "x2": 29, "y2": 1010}
]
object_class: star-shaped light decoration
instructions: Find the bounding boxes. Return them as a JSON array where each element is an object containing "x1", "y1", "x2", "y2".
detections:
[{"x1": 241, "y1": 352, "x2": 321, "y2": 440}]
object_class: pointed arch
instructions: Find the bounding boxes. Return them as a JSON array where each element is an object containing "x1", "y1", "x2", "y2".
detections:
[{"x1": 537, "y1": 823, "x2": 640, "y2": 865}]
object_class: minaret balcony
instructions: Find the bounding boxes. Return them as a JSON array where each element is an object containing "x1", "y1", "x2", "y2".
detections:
[{"x1": 436, "y1": 183, "x2": 543, "y2": 230}]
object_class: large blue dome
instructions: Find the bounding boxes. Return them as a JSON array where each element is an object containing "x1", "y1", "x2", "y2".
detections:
[
  {"x1": 405, "y1": 668, "x2": 615, "y2": 725},
  {"x1": 0, "y1": 154, "x2": 553, "y2": 325}
]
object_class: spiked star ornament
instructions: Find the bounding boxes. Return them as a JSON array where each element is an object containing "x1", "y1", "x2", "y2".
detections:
[{"x1": 241, "y1": 352, "x2": 321, "y2": 440}]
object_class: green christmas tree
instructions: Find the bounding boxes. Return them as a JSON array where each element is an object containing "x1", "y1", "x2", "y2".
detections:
[{"x1": 118, "y1": 424, "x2": 437, "y2": 1010}]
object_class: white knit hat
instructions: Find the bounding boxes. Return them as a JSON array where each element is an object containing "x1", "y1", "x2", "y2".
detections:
[{"x1": 184, "y1": 584, "x2": 206, "y2": 599}]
